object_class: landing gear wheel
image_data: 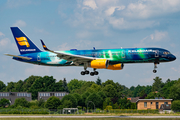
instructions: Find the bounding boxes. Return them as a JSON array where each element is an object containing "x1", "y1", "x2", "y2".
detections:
[
  {"x1": 94, "y1": 71, "x2": 99, "y2": 75},
  {"x1": 90, "y1": 72, "x2": 94, "y2": 76},
  {"x1": 153, "y1": 70, "x2": 157, "y2": 73},
  {"x1": 85, "y1": 70, "x2": 89, "y2": 74},
  {"x1": 81, "y1": 71, "x2": 85, "y2": 75}
]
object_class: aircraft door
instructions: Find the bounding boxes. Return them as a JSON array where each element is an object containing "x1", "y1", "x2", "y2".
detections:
[
  {"x1": 37, "y1": 53, "x2": 41, "y2": 61},
  {"x1": 155, "y1": 50, "x2": 159, "y2": 57},
  {"x1": 121, "y1": 50, "x2": 125, "y2": 58}
]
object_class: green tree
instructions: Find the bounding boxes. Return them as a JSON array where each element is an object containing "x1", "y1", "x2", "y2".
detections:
[
  {"x1": 13, "y1": 80, "x2": 24, "y2": 92},
  {"x1": 146, "y1": 92, "x2": 161, "y2": 99},
  {"x1": 152, "y1": 77, "x2": 164, "y2": 93},
  {"x1": 163, "y1": 79, "x2": 176, "y2": 98},
  {"x1": 63, "y1": 78, "x2": 69, "y2": 92},
  {"x1": 23, "y1": 75, "x2": 41, "y2": 91},
  {"x1": 29, "y1": 76, "x2": 59, "y2": 100},
  {"x1": 45, "y1": 96, "x2": 61, "y2": 109},
  {"x1": 171, "y1": 100, "x2": 180, "y2": 111},
  {"x1": 37, "y1": 98, "x2": 45, "y2": 108},
  {"x1": 61, "y1": 94, "x2": 77, "y2": 108},
  {"x1": 85, "y1": 93, "x2": 103, "y2": 109},
  {"x1": 81, "y1": 91, "x2": 91, "y2": 107},
  {"x1": 74, "y1": 81, "x2": 95, "y2": 94},
  {"x1": 61, "y1": 100, "x2": 72, "y2": 108},
  {"x1": 90, "y1": 84, "x2": 101, "y2": 92},
  {"x1": 96, "y1": 77, "x2": 102, "y2": 85},
  {"x1": 0, "y1": 98, "x2": 10, "y2": 108},
  {"x1": 73, "y1": 93, "x2": 83, "y2": 106},
  {"x1": 67, "y1": 79, "x2": 86, "y2": 93},
  {"x1": 0, "y1": 81, "x2": 6, "y2": 92},
  {"x1": 102, "y1": 84, "x2": 116, "y2": 98},
  {"x1": 14, "y1": 98, "x2": 29, "y2": 108},
  {"x1": 118, "y1": 97, "x2": 131, "y2": 109},
  {"x1": 103, "y1": 97, "x2": 112, "y2": 109},
  {"x1": 5, "y1": 82, "x2": 15, "y2": 92},
  {"x1": 169, "y1": 81, "x2": 180, "y2": 100},
  {"x1": 97, "y1": 91, "x2": 107, "y2": 101}
]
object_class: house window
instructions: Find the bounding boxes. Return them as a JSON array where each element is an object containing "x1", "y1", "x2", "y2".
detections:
[
  {"x1": 164, "y1": 102, "x2": 168, "y2": 104},
  {"x1": 151, "y1": 102, "x2": 153, "y2": 105},
  {"x1": 144, "y1": 102, "x2": 147, "y2": 107},
  {"x1": 27, "y1": 94, "x2": 31, "y2": 97}
]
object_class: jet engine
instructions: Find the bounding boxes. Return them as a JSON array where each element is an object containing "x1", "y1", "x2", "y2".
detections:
[
  {"x1": 89, "y1": 59, "x2": 124, "y2": 70},
  {"x1": 107, "y1": 63, "x2": 124, "y2": 70},
  {"x1": 90, "y1": 59, "x2": 108, "y2": 69}
]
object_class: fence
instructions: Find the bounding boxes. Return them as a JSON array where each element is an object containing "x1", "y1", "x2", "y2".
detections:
[{"x1": 0, "y1": 109, "x2": 160, "y2": 114}]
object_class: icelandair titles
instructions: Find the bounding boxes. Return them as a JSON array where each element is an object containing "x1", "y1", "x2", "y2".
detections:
[
  {"x1": 128, "y1": 49, "x2": 155, "y2": 53},
  {"x1": 20, "y1": 49, "x2": 36, "y2": 52}
]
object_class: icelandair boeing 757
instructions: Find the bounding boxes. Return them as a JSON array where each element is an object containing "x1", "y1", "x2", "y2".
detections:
[{"x1": 5, "y1": 27, "x2": 176, "y2": 76}]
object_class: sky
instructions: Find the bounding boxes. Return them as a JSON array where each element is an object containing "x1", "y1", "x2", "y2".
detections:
[{"x1": 0, "y1": 0, "x2": 180, "y2": 88}]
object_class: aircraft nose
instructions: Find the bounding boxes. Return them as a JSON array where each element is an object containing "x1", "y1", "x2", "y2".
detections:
[{"x1": 170, "y1": 54, "x2": 176, "y2": 61}]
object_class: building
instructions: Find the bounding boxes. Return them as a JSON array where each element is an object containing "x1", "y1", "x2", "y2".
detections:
[
  {"x1": 38, "y1": 92, "x2": 69, "y2": 101},
  {"x1": 127, "y1": 97, "x2": 140, "y2": 103},
  {"x1": 136, "y1": 99, "x2": 172, "y2": 110},
  {"x1": 0, "y1": 92, "x2": 32, "y2": 105}
]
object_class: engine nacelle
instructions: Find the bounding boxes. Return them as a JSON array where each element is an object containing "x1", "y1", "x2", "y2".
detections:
[
  {"x1": 107, "y1": 63, "x2": 124, "y2": 70},
  {"x1": 90, "y1": 59, "x2": 108, "y2": 69}
]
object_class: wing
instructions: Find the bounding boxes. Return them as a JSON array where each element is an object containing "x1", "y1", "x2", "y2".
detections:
[
  {"x1": 40, "y1": 40, "x2": 95, "y2": 65},
  {"x1": 4, "y1": 54, "x2": 32, "y2": 60}
]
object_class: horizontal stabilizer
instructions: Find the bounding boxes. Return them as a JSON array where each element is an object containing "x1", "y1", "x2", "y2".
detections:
[{"x1": 4, "y1": 54, "x2": 32, "y2": 60}]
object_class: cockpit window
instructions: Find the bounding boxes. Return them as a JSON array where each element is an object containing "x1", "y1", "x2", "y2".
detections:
[{"x1": 163, "y1": 52, "x2": 170, "y2": 55}]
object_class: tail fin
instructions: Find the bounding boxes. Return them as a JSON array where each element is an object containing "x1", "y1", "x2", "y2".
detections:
[{"x1": 10, "y1": 27, "x2": 42, "y2": 54}]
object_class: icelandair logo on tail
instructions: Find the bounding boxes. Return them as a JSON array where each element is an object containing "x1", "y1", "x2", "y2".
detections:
[{"x1": 16, "y1": 37, "x2": 30, "y2": 47}]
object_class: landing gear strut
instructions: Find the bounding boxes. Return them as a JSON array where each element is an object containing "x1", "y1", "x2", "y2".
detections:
[
  {"x1": 153, "y1": 62, "x2": 159, "y2": 73},
  {"x1": 81, "y1": 64, "x2": 89, "y2": 75}
]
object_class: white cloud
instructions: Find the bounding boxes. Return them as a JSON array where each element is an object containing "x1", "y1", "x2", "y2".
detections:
[
  {"x1": 150, "y1": 31, "x2": 168, "y2": 42},
  {"x1": 6, "y1": 0, "x2": 32, "y2": 8},
  {"x1": 83, "y1": 0, "x2": 97, "y2": 10},
  {"x1": 105, "y1": 6, "x2": 125, "y2": 16},
  {"x1": 66, "y1": 0, "x2": 180, "y2": 30},
  {"x1": 0, "y1": 38, "x2": 16, "y2": 52},
  {"x1": 0, "y1": 32, "x2": 5, "y2": 37},
  {"x1": 13, "y1": 20, "x2": 26, "y2": 27},
  {"x1": 34, "y1": 28, "x2": 50, "y2": 35},
  {"x1": 134, "y1": 30, "x2": 168, "y2": 47}
]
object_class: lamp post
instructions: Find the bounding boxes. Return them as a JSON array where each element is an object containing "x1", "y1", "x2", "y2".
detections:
[{"x1": 87, "y1": 101, "x2": 95, "y2": 113}]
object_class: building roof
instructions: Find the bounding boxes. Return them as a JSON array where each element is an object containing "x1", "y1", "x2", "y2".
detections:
[
  {"x1": 136, "y1": 99, "x2": 173, "y2": 103},
  {"x1": 127, "y1": 97, "x2": 140, "y2": 103}
]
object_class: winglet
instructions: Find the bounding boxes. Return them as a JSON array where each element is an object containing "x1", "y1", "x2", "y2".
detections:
[{"x1": 40, "y1": 39, "x2": 50, "y2": 51}]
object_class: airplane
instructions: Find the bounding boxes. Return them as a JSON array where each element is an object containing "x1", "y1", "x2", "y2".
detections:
[{"x1": 5, "y1": 27, "x2": 176, "y2": 76}]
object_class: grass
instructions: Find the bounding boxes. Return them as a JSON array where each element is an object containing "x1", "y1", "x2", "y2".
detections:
[{"x1": 0, "y1": 118, "x2": 180, "y2": 120}]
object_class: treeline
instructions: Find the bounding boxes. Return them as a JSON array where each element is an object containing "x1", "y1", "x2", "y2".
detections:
[{"x1": 0, "y1": 76, "x2": 180, "y2": 109}]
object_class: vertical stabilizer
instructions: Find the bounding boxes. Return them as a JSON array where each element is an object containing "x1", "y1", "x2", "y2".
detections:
[{"x1": 11, "y1": 27, "x2": 41, "y2": 54}]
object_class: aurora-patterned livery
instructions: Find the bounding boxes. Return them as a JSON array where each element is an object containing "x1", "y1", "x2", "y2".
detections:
[{"x1": 5, "y1": 27, "x2": 176, "y2": 76}]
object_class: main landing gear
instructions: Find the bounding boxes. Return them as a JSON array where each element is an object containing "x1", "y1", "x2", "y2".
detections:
[
  {"x1": 153, "y1": 62, "x2": 159, "y2": 73},
  {"x1": 81, "y1": 69, "x2": 99, "y2": 76}
]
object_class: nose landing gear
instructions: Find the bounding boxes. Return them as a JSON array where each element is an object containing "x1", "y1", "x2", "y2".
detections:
[{"x1": 153, "y1": 62, "x2": 159, "y2": 73}]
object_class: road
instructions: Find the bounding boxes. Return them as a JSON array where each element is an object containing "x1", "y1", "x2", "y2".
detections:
[{"x1": 0, "y1": 116, "x2": 180, "y2": 118}]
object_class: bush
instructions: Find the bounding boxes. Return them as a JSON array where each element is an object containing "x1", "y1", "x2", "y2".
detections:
[
  {"x1": 0, "y1": 98, "x2": 10, "y2": 108},
  {"x1": 171, "y1": 100, "x2": 180, "y2": 111},
  {"x1": 45, "y1": 96, "x2": 61, "y2": 109},
  {"x1": 105, "y1": 105, "x2": 112, "y2": 110},
  {"x1": 14, "y1": 98, "x2": 29, "y2": 108},
  {"x1": 61, "y1": 94, "x2": 77, "y2": 108}
]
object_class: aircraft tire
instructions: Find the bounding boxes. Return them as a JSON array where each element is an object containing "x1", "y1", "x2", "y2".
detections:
[
  {"x1": 94, "y1": 71, "x2": 99, "y2": 75},
  {"x1": 85, "y1": 70, "x2": 89, "y2": 74},
  {"x1": 90, "y1": 72, "x2": 94, "y2": 76},
  {"x1": 81, "y1": 71, "x2": 85, "y2": 75},
  {"x1": 153, "y1": 70, "x2": 157, "y2": 73}
]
